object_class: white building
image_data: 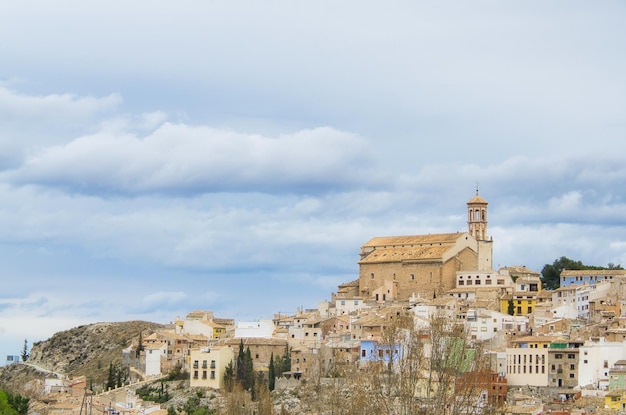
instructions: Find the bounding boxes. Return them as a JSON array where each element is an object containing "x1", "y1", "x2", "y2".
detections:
[
  {"x1": 234, "y1": 320, "x2": 275, "y2": 338},
  {"x1": 578, "y1": 337, "x2": 626, "y2": 389},
  {"x1": 466, "y1": 309, "x2": 528, "y2": 341},
  {"x1": 552, "y1": 285, "x2": 590, "y2": 319},
  {"x1": 144, "y1": 343, "x2": 166, "y2": 377},
  {"x1": 456, "y1": 269, "x2": 513, "y2": 289},
  {"x1": 334, "y1": 297, "x2": 364, "y2": 315}
]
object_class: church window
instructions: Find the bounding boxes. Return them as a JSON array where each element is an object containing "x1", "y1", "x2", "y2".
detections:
[
  {"x1": 410, "y1": 274, "x2": 415, "y2": 280},
  {"x1": 459, "y1": 280, "x2": 464, "y2": 286},
  {"x1": 467, "y1": 280, "x2": 472, "y2": 286},
  {"x1": 371, "y1": 273, "x2": 375, "y2": 279}
]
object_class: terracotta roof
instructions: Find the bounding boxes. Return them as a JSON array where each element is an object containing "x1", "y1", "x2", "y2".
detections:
[
  {"x1": 359, "y1": 245, "x2": 450, "y2": 264},
  {"x1": 353, "y1": 314, "x2": 386, "y2": 327},
  {"x1": 511, "y1": 335, "x2": 563, "y2": 343},
  {"x1": 560, "y1": 269, "x2": 626, "y2": 276},
  {"x1": 447, "y1": 287, "x2": 503, "y2": 293},
  {"x1": 362, "y1": 232, "x2": 465, "y2": 248},
  {"x1": 500, "y1": 265, "x2": 539, "y2": 275},
  {"x1": 220, "y1": 337, "x2": 288, "y2": 347},
  {"x1": 467, "y1": 194, "x2": 488, "y2": 205}
]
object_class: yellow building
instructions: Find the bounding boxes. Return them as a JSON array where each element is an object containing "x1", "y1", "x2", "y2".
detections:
[
  {"x1": 358, "y1": 192, "x2": 493, "y2": 301},
  {"x1": 500, "y1": 275, "x2": 542, "y2": 316},
  {"x1": 605, "y1": 389, "x2": 626, "y2": 411},
  {"x1": 189, "y1": 346, "x2": 235, "y2": 389},
  {"x1": 505, "y1": 336, "x2": 560, "y2": 387}
]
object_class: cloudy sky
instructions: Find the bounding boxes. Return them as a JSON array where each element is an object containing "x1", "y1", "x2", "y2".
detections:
[{"x1": 0, "y1": 1, "x2": 625, "y2": 361}]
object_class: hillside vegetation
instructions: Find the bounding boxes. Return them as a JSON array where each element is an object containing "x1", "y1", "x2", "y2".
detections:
[{"x1": 0, "y1": 321, "x2": 164, "y2": 392}]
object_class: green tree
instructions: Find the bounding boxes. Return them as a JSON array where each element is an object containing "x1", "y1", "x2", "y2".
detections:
[
  {"x1": 268, "y1": 353, "x2": 276, "y2": 391},
  {"x1": 235, "y1": 341, "x2": 255, "y2": 394},
  {"x1": 0, "y1": 390, "x2": 18, "y2": 415},
  {"x1": 5, "y1": 391, "x2": 29, "y2": 415},
  {"x1": 136, "y1": 332, "x2": 145, "y2": 357},
  {"x1": 507, "y1": 299, "x2": 515, "y2": 316},
  {"x1": 106, "y1": 363, "x2": 116, "y2": 390},
  {"x1": 223, "y1": 361, "x2": 234, "y2": 392},
  {"x1": 244, "y1": 347, "x2": 255, "y2": 394},
  {"x1": 541, "y1": 256, "x2": 584, "y2": 289},
  {"x1": 20, "y1": 339, "x2": 29, "y2": 362},
  {"x1": 236, "y1": 340, "x2": 245, "y2": 384},
  {"x1": 280, "y1": 344, "x2": 291, "y2": 374},
  {"x1": 541, "y1": 256, "x2": 621, "y2": 290}
]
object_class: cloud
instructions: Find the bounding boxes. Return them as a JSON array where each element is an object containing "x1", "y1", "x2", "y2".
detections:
[
  {"x1": 0, "y1": 85, "x2": 121, "y2": 121},
  {"x1": 6, "y1": 124, "x2": 374, "y2": 195}
]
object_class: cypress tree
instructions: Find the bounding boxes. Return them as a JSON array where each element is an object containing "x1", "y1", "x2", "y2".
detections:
[
  {"x1": 244, "y1": 346, "x2": 254, "y2": 392},
  {"x1": 268, "y1": 353, "x2": 276, "y2": 391},
  {"x1": 281, "y1": 345, "x2": 291, "y2": 374},
  {"x1": 236, "y1": 340, "x2": 246, "y2": 384},
  {"x1": 106, "y1": 363, "x2": 116, "y2": 390},
  {"x1": 223, "y1": 361, "x2": 234, "y2": 392},
  {"x1": 20, "y1": 339, "x2": 29, "y2": 362},
  {"x1": 507, "y1": 299, "x2": 515, "y2": 316}
]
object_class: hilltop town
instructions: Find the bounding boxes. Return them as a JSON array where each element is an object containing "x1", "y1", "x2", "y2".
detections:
[{"x1": 5, "y1": 192, "x2": 626, "y2": 414}]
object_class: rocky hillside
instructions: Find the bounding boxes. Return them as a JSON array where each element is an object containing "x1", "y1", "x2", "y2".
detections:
[{"x1": 0, "y1": 320, "x2": 164, "y2": 392}]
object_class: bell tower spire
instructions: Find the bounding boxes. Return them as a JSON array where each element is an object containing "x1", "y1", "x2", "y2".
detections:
[{"x1": 467, "y1": 187, "x2": 488, "y2": 241}]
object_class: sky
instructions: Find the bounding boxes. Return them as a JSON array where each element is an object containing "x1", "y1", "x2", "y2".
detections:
[{"x1": 0, "y1": 1, "x2": 625, "y2": 362}]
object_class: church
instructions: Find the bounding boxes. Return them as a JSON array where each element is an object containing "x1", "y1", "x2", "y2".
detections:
[{"x1": 358, "y1": 191, "x2": 493, "y2": 301}]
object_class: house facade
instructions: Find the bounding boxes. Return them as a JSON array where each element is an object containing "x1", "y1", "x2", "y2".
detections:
[
  {"x1": 560, "y1": 270, "x2": 626, "y2": 287},
  {"x1": 189, "y1": 346, "x2": 235, "y2": 389}
]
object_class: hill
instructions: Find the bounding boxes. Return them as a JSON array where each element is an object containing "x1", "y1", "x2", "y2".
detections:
[{"x1": 0, "y1": 320, "x2": 164, "y2": 393}]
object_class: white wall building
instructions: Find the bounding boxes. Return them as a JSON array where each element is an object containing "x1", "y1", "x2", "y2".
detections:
[
  {"x1": 506, "y1": 347, "x2": 549, "y2": 387},
  {"x1": 456, "y1": 269, "x2": 513, "y2": 289},
  {"x1": 335, "y1": 297, "x2": 364, "y2": 315},
  {"x1": 552, "y1": 285, "x2": 590, "y2": 319},
  {"x1": 466, "y1": 309, "x2": 528, "y2": 341},
  {"x1": 144, "y1": 343, "x2": 166, "y2": 377},
  {"x1": 234, "y1": 320, "x2": 274, "y2": 338},
  {"x1": 578, "y1": 337, "x2": 626, "y2": 389}
]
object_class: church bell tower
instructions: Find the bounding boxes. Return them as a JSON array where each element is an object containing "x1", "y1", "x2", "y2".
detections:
[
  {"x1": 467, "y1": 189, "x2": 488, "y2": 241},
  {"x1": 467, "y1": 189, "x2": 492, "y2": 271}
]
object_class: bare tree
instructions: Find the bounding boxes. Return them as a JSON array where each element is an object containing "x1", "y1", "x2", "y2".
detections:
[{"x1": 347, "y1": 311, "x2": 504, "y2": 415}]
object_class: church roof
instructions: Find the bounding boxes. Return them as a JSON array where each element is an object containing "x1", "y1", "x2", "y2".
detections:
[
  {"x1": 467, "y1": 194, "x2": 488, "y2": 204},
  {"x1": 361, "y1": 232, "x2": 465, "y2": 248},
  {"x1": 358, "y1": 245, "x2": 450, "y2": 264}
]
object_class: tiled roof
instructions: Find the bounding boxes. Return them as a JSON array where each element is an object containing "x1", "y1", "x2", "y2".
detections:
[
  {"x1": 560, "y1": 269, "x2": 626, "y2": 276},
  {"x1": 359, "y1": 245, "x2": 450, "y2": 264},
  {"x1": 353, "y1": 314, "x2": 386, "y2": 327},
  {"x1": 501, "y1": 265, "x2": 539, "y2": 275},
  {"x1": 511, "y1": 335, "x2": 562, "y2": 343},
  {"x1": 362, "y1": 232, "x2": 464, "y2": 248},
  {"x1": 467, "y1": 194, "x2": 488, "y2": 204}
]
